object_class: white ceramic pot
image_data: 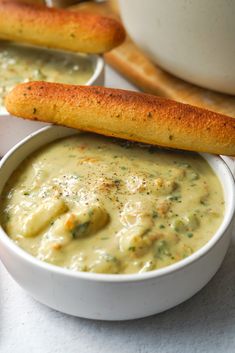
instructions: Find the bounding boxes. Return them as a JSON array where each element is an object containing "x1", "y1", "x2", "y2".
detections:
[
  {"x1": 0, "y1": 54, "x2": 104, "y2": 156},
  {"x1": 0, "y1": 126, "x2": 234, "y2": 320},
  {"x1": 119, "y1": 0, "x2": 235, "y2": 95}
]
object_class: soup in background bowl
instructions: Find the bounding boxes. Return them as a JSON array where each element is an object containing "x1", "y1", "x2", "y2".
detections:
[{"x1": 0, "y1": 42, "x2": 104, "y2": 156}]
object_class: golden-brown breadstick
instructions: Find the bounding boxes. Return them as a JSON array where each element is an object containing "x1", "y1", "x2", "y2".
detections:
[
  {"x1": 2, "y1": 0, "x2": 44, "y2": 3},
  {"x1": 5, "y1": 82, "x2": 235, "y2": 156},
  {"x1": 0, "y1": 1, "x2": 125, "y2": 53}
]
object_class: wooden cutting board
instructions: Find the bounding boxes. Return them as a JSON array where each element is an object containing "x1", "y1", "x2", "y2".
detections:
[{"x1": 72, "y1": 0, "x2": 235, "y2": 118}]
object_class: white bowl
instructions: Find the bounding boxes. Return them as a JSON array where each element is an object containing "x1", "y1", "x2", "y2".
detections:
[
  {"x1": 0, "y1": 126, "x2": 234, "y2": 321},
  {"x1": 119, "y1": 0, "x2": 235, "y2": 95},
  {"x1": 0, "y1": 54, "x2": 104, "y2": 156}
]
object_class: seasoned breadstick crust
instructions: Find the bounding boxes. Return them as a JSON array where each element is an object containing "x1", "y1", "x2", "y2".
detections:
[
  {"x1": 5, "y1": 82, "x2": 235, "y2": 156},
  {"x1": 0, "y1": 1, "x2": 125, "y2": 53}
]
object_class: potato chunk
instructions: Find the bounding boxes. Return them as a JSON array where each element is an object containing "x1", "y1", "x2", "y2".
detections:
[
  {"x1": 125, "y1": 174, "x2": 146, "y2": 193},
  {"x1": 118, "y1": 225, "x2": 154, "y2": 255},
  {"x1": 120, "y1": 201, "x2": 152, "y2": 228},
  {"x1": 37, "y1": 217, "x2": 73, "y2": 264},
  {"x1": 65, "y1": 204, "x2": 109, "y2": 238},
  {"x1": 89, "y1": 251, "x2": 121, "y2": 274},
  {"x1": 172, "y1": 213, "x2": 200, "y2": 234},
  {"x1": 153, "y1": 178, "x2": 177, "y2": 196},
  {"x1": 21, "y1": 198, "x2": 67, "y2": 237},
  {"x1": 118, "y1": 202, "x2": 155, "y2": 256}
]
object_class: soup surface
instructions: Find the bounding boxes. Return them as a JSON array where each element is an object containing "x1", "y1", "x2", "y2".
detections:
[
  {"x1": 0, "y1": 41, "x2": 94, "y2": 112},
  {"x1": 0, "y1": 134, "x2": 224, "y2": 274}
]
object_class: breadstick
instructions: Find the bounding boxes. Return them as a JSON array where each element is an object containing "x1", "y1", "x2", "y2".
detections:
[
  {"x1": 2, "y1": 0, "x2": 44, "y2": 4},
  {"x1": 5, "y1": 82, "x2": 235, "y2": 156},
  {"x1": 0, "y1": 1, "x2": 125, "y2": 53}
]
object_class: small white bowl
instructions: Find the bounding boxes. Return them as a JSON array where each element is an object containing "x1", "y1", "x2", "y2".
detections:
[
  {"x1": 0, "y1": 126, "x2": 234, "y2": 321},
  {"x1": 0, "y1": 54, "x2": 104, "y2": 156}
]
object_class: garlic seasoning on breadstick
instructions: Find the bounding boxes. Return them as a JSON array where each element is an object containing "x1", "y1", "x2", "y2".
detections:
[
  {"x1": 5, "y1": 82, "x2": 235, "y2": 156},
  {"x1": 0, "y1": 1, "x2": 125, "y2": 53}
]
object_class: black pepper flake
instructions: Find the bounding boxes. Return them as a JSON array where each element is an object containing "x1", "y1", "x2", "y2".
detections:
[
  {"x1": 169, "y1": 135, "x2": 173, "y2": 140},
  {"x1": 33, "y1": 108, "x2": 37, "y2": 114},
  {"x1": 147, "y1": 112, "x2": 152, "y2": 118}
]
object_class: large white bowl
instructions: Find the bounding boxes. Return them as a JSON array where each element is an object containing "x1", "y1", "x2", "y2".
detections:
[
  {"x1": 119, "y1": 0, "x2": 235, "y2": 95},
  {"x1": 0, "y1": 126, "x2": 234, "y2": 320},
  {"x1": 0, "y1": 54, "x2": 104, "y2": 156}
]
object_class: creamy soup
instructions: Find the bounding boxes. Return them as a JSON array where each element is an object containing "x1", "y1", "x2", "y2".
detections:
[
  {"x1": 0, "y1": 41, "x2": 94, "y2": 112},
  {"x1": 0, "y1": 134, "x2": 224, "y2": 274}
]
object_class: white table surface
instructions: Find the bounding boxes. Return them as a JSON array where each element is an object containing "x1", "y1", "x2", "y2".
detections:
[{"x1": 1, "y1": 65, "x2": 235, "y2": 353}]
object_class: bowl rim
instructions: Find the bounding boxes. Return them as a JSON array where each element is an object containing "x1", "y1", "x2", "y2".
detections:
[
  {"x1": 0, "y1": 49, "x2": 104, "y2": 116},
  {"x1": 86, "y1": 54, "x2": 104, "y2": 86},
  {"x1": 0, "y1": 125, "x2": 234, "y2": 283}
]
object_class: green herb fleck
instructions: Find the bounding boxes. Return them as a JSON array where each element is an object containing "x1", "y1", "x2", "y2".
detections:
[
  {"x1": 168, "y1": 195, "x2": 180, "y2": 201},
  {"x1": 103, "y1": 254, "x2": 119, "y2": 263},
  {"x1": 71, "y1": 221, "x2": 90, "y2": 239},
  {"x1": 152, "y1": 210, "x2": 158, "y2": 219},
  {"x1": 173, "y1": 218, "x2": 187, "y2": 233},
  {"x1": 155, "y1": 240, "x2": 171, "y2": 258}
]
